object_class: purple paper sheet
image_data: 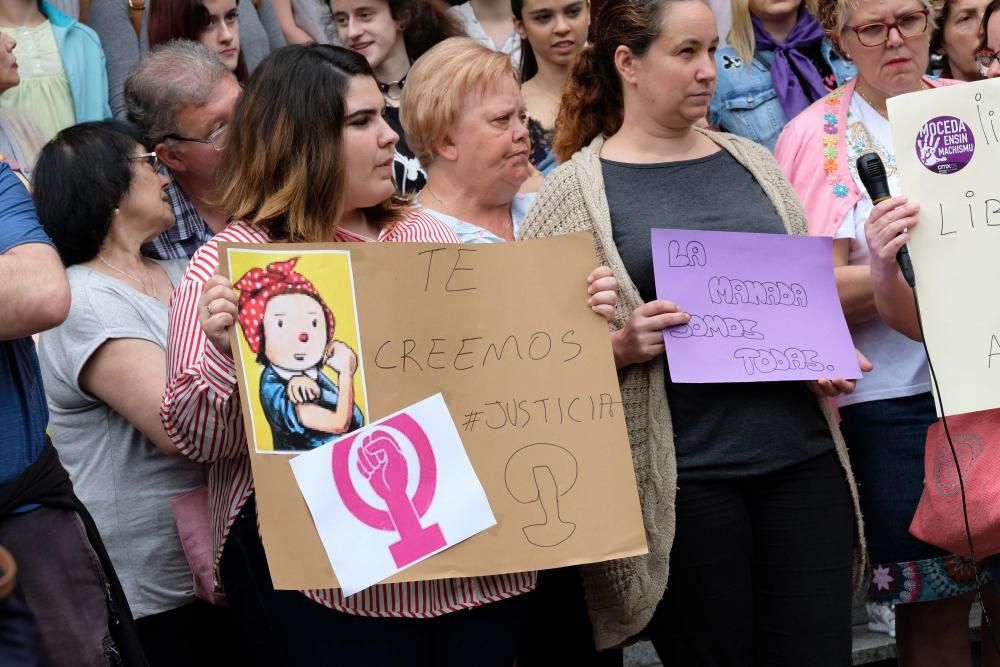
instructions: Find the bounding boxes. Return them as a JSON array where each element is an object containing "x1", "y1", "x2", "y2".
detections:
[{"x1": 651, "y1": 229, "x2": 861, "y2": 383}]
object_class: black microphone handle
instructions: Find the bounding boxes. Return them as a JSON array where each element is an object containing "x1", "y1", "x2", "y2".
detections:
[{"x1": 897, "y1": 244, "x2": 915, "y2": 288}]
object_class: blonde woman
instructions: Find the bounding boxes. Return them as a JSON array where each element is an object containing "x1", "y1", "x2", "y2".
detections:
[{"x1": 710, "y1": 0, "x2": 854, "y2": 150}]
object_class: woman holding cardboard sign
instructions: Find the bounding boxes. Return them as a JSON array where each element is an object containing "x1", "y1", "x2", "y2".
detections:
[
  {"x1": 776, "y1": 0, "x2": 1000, "y2": 660},
  {"x1": 520, "y1": 0, "x2": 869, "y2": 662},
  {"x1": 162, "y1": 43, "x2": 618, "y2": 666}
]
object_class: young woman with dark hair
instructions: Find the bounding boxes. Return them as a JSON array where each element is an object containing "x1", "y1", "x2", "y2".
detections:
[
  {"x1": 160, "y1": 44, "x2": 541, "y2": 666},
  {"x1": 33, "y1": 120, "x2": 249, "y2": 667},
  {"x1": 512, "y1": 0, "x2": 589, "y2": 174},
  {"x1": 331, "y1": 0, "x2": 464, "y2": 193},
  {"x1": 148, "y1": 0, "x2": 249, "y2": 81},
  {"x1": 525, "y1": 0, "x2": 869, "y2": 661}
]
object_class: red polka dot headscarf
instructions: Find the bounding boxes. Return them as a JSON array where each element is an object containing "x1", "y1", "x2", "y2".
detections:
[{"x1": 234, "y1": 257, "x2": 335, "y2": 354}]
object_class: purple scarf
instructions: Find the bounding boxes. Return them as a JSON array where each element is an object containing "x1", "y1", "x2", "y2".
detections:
[{"x1": 752, "y1": 5, "x2": 827, "y2": 119}]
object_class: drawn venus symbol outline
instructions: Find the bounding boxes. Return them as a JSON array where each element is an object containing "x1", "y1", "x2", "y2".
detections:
[
  {"x1": 331, "y1": 414, "x2": 446, "y2": 568},
  {"x1": 504, "y1": 443, "x2": 578, "y2": 547}
]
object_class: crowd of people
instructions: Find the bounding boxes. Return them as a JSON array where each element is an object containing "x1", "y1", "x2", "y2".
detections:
[{"x1": 3, "y1": 0, "x2": 1000, "y2": 665}]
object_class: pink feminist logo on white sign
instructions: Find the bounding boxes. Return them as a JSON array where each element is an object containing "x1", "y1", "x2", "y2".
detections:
[
  {"x1": 331, "y1": 415, "x2": 446, "y2": 568},
  {"x1": 291, "y1": 393, "x2": 496, "y2": 596}
]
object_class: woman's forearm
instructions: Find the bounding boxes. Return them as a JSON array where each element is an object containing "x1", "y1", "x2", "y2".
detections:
[{"x1": 834, "y1": 264, "x2": 878, "y2": 324}]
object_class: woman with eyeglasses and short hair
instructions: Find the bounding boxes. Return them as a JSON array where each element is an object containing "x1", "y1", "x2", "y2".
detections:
[
  {"x1": 32, "y1": 120, "x2": 248, "y2": 666},
  {"x1": 776, "y1": 0, "x2": 1000, "y2": 662}
]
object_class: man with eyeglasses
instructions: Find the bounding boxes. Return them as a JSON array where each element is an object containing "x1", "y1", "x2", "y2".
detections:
[{"x1": 125, "y1": 40, "x2": 241, "y2": 261}]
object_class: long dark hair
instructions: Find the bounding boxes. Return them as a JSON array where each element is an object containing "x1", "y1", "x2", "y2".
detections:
[
  {"x1": 511, "y1": 0, "x2": 541, "y2": 80},
  {"x1": 148, "y1": 0, "x2": 249, "y2": 81},
  {"x1": 388, "y1": 0, "x2": 466, "y2": 62}
]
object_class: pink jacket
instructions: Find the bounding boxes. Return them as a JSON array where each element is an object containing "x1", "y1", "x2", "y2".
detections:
[{"x1": 775, "y1": 77, "x2": 956, "y2": 238}]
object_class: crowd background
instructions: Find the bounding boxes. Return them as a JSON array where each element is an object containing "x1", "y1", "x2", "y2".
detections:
[{"x1": 3, "y1": 0, "x2": 1000, "y2": 665}]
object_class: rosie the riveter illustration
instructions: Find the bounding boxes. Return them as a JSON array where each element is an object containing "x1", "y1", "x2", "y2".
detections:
[{"x1": 236, "y1": 258, "x2": 364, "y2": 451}]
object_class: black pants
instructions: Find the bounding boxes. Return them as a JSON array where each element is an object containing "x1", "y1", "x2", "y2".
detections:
[
  {"x1": 135, "y1": 599, "x2": 252, "y2": 667},
  {"x1": 647, "y1": 450, "x2": 855, "y2": 667},
  {"x1": 219, "y1": 496, "x2": 525, "y2": 667},
  {"x1": 518, "y1": 567, "x2": 622, "y2": 667}
]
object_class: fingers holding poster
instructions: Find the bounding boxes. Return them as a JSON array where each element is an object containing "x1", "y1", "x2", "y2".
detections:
[{"x1": 228, "y1": 251, "x2": 369, "y2": 453}]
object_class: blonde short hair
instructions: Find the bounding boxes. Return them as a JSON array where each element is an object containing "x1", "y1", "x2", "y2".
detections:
[{"x1": 400, "y1": 37, "x2": 520, "y2": 166}]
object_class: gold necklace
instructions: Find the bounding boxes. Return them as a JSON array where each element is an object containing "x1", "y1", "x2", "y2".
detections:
[
  {"x1": 97, "y1": 254, "x2": 157, "y2": 298},
  {"x1": 855, "y1": 85, "x2": 888, "y2": 119}
]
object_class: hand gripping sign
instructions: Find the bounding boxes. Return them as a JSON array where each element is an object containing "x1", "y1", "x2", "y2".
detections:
[
  {"x1": 291, "y1": 394, "x2": 495, "y2": 595},
  {"x1": 332, "y1": 418, "x2": 446, "y2": 568}
]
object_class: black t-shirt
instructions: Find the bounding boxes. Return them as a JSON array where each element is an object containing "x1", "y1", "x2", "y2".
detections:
[
  {"x1": 602, "y1": 150, "x2": 834, "y2": 480},
  {"x1": 384, "y1": 106, "x2": 426, "y2": 195}
]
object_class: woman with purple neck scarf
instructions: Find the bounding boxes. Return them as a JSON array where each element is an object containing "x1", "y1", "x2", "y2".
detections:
[{"x1": 710, "y1": 0, "x2": 854, "y2": 150}]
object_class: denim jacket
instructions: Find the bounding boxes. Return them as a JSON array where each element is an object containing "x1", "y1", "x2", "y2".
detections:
[{"x1": 710, "y1": 39, "x2": 854, "y2": 152}]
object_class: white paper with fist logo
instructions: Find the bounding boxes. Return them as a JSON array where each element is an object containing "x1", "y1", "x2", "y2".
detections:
[{"x1": 289, "y1": 393, "x2": 496, "y2": 596}]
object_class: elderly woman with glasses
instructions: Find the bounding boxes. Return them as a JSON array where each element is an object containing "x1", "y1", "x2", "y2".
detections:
[
  {"x1": 776, "y1": 0, "x2": 1000, "y2": 664},
  {"x1": 32, "y1": 120, "x2": 247, "y2": 665}
]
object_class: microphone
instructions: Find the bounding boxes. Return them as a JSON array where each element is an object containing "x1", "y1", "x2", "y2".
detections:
[{"x1": 856, "y1": 152, "x2": 915, "y2": 287}]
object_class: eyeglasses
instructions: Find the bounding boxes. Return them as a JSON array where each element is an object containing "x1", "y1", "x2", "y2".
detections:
[
  {"x1": 162, "y1": 123, "x2": 228, "y2": 152},
  {"x1": 128, "y1": 151, "x2": 160, "y2": 171},
  {"x1": 977, "y1": 49, "x2": 1000, "y2": 76},
  {"x1": 846, "y1": 9, "x2": 929, "y2": 47}
]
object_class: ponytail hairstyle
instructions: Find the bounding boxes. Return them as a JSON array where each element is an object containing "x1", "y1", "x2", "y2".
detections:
[
  {"x1": 511, "y1": 0, "x2": 541, "y2": 81},
  {"x1": 389, "y1": 0, "x2": 466, "y2": 62},
  {"x1": 553, "y1": 0, "x2": 672, "y2": 161}
]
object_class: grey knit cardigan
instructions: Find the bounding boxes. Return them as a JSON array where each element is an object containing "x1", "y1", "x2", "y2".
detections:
[{"x1": 519, "y1": 129, "x2": 867, "y2": 650}]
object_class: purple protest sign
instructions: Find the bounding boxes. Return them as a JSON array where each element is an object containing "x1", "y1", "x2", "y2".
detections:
[{"x1": 651, "y1": 229, "x2": 861, "y2": 383}]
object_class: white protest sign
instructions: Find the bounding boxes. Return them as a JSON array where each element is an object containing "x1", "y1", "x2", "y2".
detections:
[
  {"x1": 889, "y1": 79, "x2": 1000, "y2": 417},
  {"x1": 289, "y1": 393, "x2": 495, "y2": 596}
]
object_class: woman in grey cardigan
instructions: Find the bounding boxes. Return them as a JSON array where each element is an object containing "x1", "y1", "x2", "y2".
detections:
[{"x1": 520, "y1": 0, "x2": 868, "y2": 663}]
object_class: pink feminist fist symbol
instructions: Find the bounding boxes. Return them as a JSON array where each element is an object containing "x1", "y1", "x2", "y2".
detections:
[{"x1": 331, "y1": 414, "x2": 446, "y2": 568}]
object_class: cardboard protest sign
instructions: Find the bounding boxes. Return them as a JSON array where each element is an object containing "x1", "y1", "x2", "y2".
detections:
[
  {"x1": 889, "y1": 80, "x2": 1000, "y2": 416},
  {"x1": 651, "y1": 229, "x2": 861, "y2": 383},
  {"x1": 221, "y1": 232, "x2": 647, "y2": 590},
  {"x1": 290, "y1": 394, "x2": 496, "y2": 596}
]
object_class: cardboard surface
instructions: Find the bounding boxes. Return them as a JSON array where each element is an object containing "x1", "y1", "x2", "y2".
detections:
[
  {"x1": 221, "y1": 232, "x2": 648, "y2": 589},
  {"x1": 889, "y1": 80, "x2": 1000, "y2": 416}
]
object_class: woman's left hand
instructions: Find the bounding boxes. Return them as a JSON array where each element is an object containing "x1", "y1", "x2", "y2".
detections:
[
  {"x1": 809, "y1": 349, "x2": 874, "y2": 397},
  {"x1": 587, "y1": 266, "x2": 618, "y2": 322}
]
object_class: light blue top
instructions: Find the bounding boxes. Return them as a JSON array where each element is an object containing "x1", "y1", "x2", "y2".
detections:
[
  {"x1": 420, "y1": 192, "x2": 536, "y2": 244},
  {"x1": 40, "y1": 0, "x2": 112, "y2": 123},
  {"x1": 710, "y1": 39, "x2": 853, "y2": 152}
]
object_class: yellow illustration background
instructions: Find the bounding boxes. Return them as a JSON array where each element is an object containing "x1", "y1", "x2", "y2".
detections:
[{"x1": 227, "y1": 248, "x2": 369, "y2": 453}]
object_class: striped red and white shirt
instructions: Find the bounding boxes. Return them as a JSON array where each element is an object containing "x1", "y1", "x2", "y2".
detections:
[{"x1": 161, "y1": 212, "x2": 536, "y2": 618}]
